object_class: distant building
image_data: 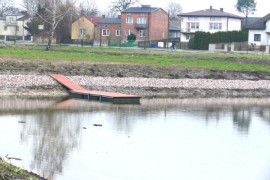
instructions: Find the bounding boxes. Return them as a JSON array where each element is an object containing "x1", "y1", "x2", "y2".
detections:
[
  {"x1": 97, "y1": 16, "x2": 122, "y2": 40},
  {"x1": 241, "y1": 17, "x2": 261, "y2": 28},
  {"x1": 121, "y1": 5, "x2": 169, "y2": 41},
  {"x1": 71, "y1": 16, "x2": 103, "y2": 41},
  {"x1": 247, "y1": 13, "x2": 270, "y2": 46},
  {"x1": 0, "y1": 14, "x2": 32, "y2": 41},
  {"x1": 178, "y1": 6, "x2": 243, "y2": 43},
  {"x1": 169, "y1": 25, "x2": 180, "y2": 38}
]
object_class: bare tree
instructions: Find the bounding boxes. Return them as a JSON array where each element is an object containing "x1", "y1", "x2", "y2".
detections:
[
  {"x1": 167, "y1": 1, "x2": 183, "y2": 19},
  {"x1": 24, "y1": 0, "x2": 73, "y2": 50},
  {"x1": 22, "y1": 0, "x2": 40, "y2": 16},
  {"x1": 79, "y1": 0, "x2": 99, "y2": 16},
  {"x1": 109, "y1": 0, "x2": 139, "y2": 15},
  {"x1": 0, "y1": 0, "x2": 14, "y2": 16}
]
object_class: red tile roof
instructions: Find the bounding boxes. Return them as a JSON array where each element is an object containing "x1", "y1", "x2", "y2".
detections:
[{"x1": 84, "y1": 16, "x2": 103, "y2": 25}]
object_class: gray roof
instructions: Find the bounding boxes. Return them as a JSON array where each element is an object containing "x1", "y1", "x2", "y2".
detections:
[
  {"x1": 179, "y1": 8, "x2": 243, "y2": 19},
  {"x1": 98, "y1": 18, "x2": 121, "y2": 24},
  {"x1": 122, "y1": 6, "x2": 159, "y2": 13},
  {"x1": 241, "y1": 17, "x2": 261, "y2": 27},
  {"x1": 246, "y1": 13, "x2": 270, "y2": 30},
  {"x1": 17, "y1": 15, "x2": 30, "y2": 21},
  {"x1": 169, "y1": 25, "x2": 180, "y2": 31}
]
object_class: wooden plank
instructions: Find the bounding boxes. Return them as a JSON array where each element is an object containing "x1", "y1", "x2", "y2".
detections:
[{"x1": 50, "y1": 74, "x2": 86, "y2": 91}]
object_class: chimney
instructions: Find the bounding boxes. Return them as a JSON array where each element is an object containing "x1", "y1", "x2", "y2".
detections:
[
  {"x1": 142, "y1": 5, "x2": 151, "y2": 8},
  {"x1": 102, "y1": 15, "x2": 105, "y2": 18},
  {"x1": 210, "y1": 6, "x2": 212, "y2": 10},
  {"x1": 220, "y1": 8, "x2": 223, "y2": 12}
]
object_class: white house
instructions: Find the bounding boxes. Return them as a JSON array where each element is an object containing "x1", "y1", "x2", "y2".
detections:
[
  {"x1": 247, "y1": 13, "x2": 270, "y2": 46},
  {"x1": 178, "y1": 6, "x2": 243, "y2": 43},
  {"x1": 0, "y1": 14, "x2": 32, "y2": 42}
]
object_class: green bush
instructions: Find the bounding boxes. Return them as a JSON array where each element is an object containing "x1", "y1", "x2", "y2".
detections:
[
  {"x1": 127, "y1": 33, "x2": 136, "y2": 41},
  {"x1": 189, "y1": 30, "x2": 248, "y2": 50}
]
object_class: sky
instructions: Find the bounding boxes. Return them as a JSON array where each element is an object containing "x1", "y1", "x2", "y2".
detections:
[
  {"x1": 16, "y1": 0, "x2": 269, "y2": 17},
  {"x1": 95, "y1": 0, "x2": 268, "y2": 17}
]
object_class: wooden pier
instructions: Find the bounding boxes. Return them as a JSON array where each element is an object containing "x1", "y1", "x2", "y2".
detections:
[{"x1": 50, "y1": 74, "x2": 141, "y2": 104}]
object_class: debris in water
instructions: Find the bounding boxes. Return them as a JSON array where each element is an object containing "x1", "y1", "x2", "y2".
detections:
[
  {"x1": 18, "y1": 121, "x2": 26, "y2": 123},
  {"x1": 5, "y1": 154, "x2": 22, "y2": 161}
]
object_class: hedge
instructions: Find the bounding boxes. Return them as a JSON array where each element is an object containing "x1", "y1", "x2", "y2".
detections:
[{"x1": 189, "y1": 30, "x2": 248, "y2": 50}]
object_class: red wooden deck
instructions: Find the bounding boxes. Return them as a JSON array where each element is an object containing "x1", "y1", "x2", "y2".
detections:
[
  {"x1": 50, "y1": 74, "x2": 141, "y2": 100},
  {"x1": 50, "y1": 74, "x2": 86, "y2": 91}
]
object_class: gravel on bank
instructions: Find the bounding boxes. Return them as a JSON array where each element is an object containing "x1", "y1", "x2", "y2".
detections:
[{"x1": 1, "y1": 75, "x2": 270, "y2": 97}]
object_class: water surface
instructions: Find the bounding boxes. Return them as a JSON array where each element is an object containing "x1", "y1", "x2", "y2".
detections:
[{"x1": 0, "y1": 98, "x2": 270, "y2": 180}]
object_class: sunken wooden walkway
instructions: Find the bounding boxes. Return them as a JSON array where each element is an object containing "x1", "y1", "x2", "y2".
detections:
[{"x1": 50, "y1": 74, "x2": 141, "y2": 104}]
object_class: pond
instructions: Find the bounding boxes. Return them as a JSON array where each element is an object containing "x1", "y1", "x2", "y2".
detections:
[{"x1": 0, "y1": 97, "x2": 270, "y2": 180}]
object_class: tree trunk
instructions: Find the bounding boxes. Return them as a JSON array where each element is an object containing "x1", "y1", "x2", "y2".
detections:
[{"x1": 46, "y1": 28, "x2": 54, "y2": 51}]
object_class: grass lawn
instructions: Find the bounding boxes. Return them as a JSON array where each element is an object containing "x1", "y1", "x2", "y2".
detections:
[{"x1": 1, "y1": 45, "x2": 270, "y2": 71}]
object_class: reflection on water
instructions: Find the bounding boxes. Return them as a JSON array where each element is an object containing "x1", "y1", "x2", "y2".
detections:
[
  {"x1": 1, "y1": 97, "x2": 270, "y2": 180},
  {"x1": 19, "y1": 112, "x2": 81, "y2": 179}
]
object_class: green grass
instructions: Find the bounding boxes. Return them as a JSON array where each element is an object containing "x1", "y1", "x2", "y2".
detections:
[
  {"x1": 0, "y1": 158, "x2": 39, "y2": 180},
  {"x1": 1, "y1": 45, "x2": 270, "y2": 71}
]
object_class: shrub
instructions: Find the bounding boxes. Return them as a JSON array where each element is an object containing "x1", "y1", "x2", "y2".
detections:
[
  {"x1": 189, "y1": 30, "x2": 248, "y2": 50},
  {"x1": 127, "y1": 33, "x2": 136, "y2": 41}
]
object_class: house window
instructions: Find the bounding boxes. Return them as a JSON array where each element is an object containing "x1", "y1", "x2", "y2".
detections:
[
  {"x1": 9, "y1": 17, "x2": 14, "y2": 23},
  {"x1": 137, "y1": 17, "x2": 146, "y2": 24},
  {"x1": 139, "y1": 30, "x2": 146, "y2": 37},
  {"x1": 125, "y1": 29, "x2": 131, "y2": 36},
  {"x1": 16, "y1": 26, "x2": 19, "y2": 31},
  {"x1": 254, "y1": 34, "x2": 261, "y2": 42},
  {"x1": 102, "y1": 29, "x2": 110, "y2": 36},
  {"x1": 186, "y1": 34, "x2": 193, "y2": 40},
  {"x1": 116, "y1": 29, "x2": 121, "y2": 36},
  {"x1": 210, "y1": 17, "x2": 221, "y2": 21},
  {"x1": 80, "y1": 29, "x2": 86, "y2": 36},
  {"x1": 188, "y1": 17, "x2": 199, "y2": 21},
  {"x1": 126, "y1": 17, "x2": 133, "y2": 24},
  {"x1": 4, "y1": 26, "x2": 7, "y2": 31},
  {"x1": 209, "y1": 23, "x2": 222, "y2": 30},
  {"x1": 187, "y1": 22, "x2": 199, "y2": 29}
]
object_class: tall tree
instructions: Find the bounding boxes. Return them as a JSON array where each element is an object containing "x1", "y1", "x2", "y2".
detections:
[
  {"x1": 79, "y1": 0, "x2": 99, "y2": 16},
  {"x1": 109, "y1": 0, "x2": 139, "y2": 15},
  {"x1": 167, "y1": 1, "x2": 183, "y2": 19},
  {"x1": 23, "y1": 0, "x2": 40, "y2": 16},
  {"x1": 23, "y1": 0, "x2": 72, "y2": 50},
  {"x1": 235, "y1": 0, "x2": 256, "y2": 26},
  {"x1": 0, "y1": 0, "x2": 14, "y2": 16}
]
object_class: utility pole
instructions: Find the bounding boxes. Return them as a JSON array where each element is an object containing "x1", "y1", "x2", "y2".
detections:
[
  {"x1": 167, "y1": 10, "x2": 170, "y2": 49},
  {"x1": 99, "y1": 24, "x2": 102, "y2": 48}
]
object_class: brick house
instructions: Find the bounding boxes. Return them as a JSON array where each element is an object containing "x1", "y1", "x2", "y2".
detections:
[
  {"x1": 121, "y1": 5, "x2": 169, "y2": 41},
  {"x1": 97, "y1": 17, "x2": 121, "y2": 40}
]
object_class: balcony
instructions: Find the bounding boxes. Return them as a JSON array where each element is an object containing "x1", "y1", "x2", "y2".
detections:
[
  {"x1": 134, "y1": 23, "x2": 148, "y2": 29},
  {"x1": 5, "y1": 21, "x2": 17, "y2": 26},
  {"x1": 181, "y1": 28, "x2": 203, "y2": 33}
]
